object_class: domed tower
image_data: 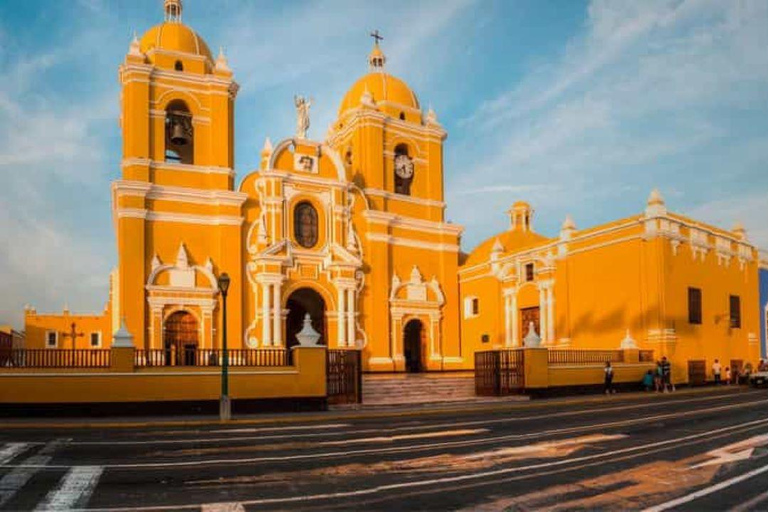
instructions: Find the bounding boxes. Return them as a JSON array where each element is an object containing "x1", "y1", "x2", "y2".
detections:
[
  {"x1": 113, "y1": 0, "x2": 244, "y2": 351},
  {"x1": 328, "y1": 35, "x2": 447, "y2": 222},
  {"x1": 327, "y1": 34, "x2": 463, "y2": 372}
]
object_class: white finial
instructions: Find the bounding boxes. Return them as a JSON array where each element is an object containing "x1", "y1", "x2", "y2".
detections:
[
  {"x1": 620, "y1": 329, "x2": 638, "y2": 349},
  {"x1": 360, "y1": 85, "x2": 374, "y2": 107},
  {"x1": 129, "y1": 31, "x2": 142, "y2": 56},
  {"x1": 426, "y1": 105, "x2": 438, "y2": 125},
  {"x1": 215, "y1": 47, "x2": 231, "y2": 72},
  {"x1": 648, "y1": 188, "x2": 664, "y2": 206},
  {"x1": 645, "y1": 188, "x2": 667, "y2": 217},
  {"x1": 732, "y1": 221, "x2": 747, "y2": 240},
  {"x1": 524, "y1": 322, "x2": 541, "y2": 347},
  {"x1": 491, "y1": 238, "x2": 504, "y2": 254},
  {"x1": 295, "y1": 313, "x2": 321, "y2": 346},
  {"x1": 176, "y1": 243, "x2": 190, "y2": 269},
  {"x1": 410, "y1": 265, "x2": 423, "y2": 284},
  {"x1": 262, "y1": 137, "x2": 273, "y2": 153},
  {"x1": 112, "y1": 318, "x2": 135, "y2": 348},
  {"x1": 151, "y1": 253, "x2": 161, "y2": 271},
  {"x1": 560, "y1": 214, "x2": 576, "y2": 240}
]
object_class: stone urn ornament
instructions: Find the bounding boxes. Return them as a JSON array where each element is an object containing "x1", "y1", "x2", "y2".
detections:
[
  {"x1": 295, "y1": 313, "x2": 321, "y2": 347},
  {"x1": 523, "y1": 321, "x2": 541, "y2": 348},
  {"x1": 620, "y1": 329, "x2": 638, "y2": 349}
]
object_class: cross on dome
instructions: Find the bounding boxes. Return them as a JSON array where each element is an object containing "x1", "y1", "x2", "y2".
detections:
[
  {"x1": 368, "y1": 30, "x2": 386, "y2": 70},
  {"x1": 165, "y1": 0, "x2": 183, "y2": 22}
]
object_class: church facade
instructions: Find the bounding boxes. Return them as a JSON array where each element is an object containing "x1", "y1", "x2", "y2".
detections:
[{"x1": 22, "y1": 0, "x2": 763, "y2": 379}]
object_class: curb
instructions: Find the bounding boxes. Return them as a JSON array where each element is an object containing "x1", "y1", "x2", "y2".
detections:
[{"x1": 0, "y1": 385, "x2": 752, "y2": 430}]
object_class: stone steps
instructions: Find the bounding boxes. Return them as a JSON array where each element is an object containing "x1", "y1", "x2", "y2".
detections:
[{"x1": 362, "y1": 373, "x2": 478, "y2": 405}]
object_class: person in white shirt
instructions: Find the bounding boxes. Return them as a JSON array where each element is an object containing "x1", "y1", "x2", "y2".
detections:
[{"x1": 713, "y1": 359, "x2": 722, "y2": 385}]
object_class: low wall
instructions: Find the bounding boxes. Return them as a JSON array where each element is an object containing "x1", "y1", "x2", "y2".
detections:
[
  {"x1": 548, "y1": 364, "x2": 654, "y2": 387},
  {"x1": 0, "y1": 346, "x2": 326, "y2": 409}
]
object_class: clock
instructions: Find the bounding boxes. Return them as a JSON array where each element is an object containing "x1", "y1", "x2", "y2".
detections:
[{"x1": 394, "y1": 154, "x2": 414, "y2": 180}]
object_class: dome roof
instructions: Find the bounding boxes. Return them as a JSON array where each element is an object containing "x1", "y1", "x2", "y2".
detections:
[
  {"x1": 139, "y1": 22, "x2": 213, "y2": 62},
  {"x1": 338, "y1": 71, "x2": 420, "y2": 117}
]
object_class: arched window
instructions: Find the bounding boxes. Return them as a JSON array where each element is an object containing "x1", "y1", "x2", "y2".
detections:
[
  {"x1": 394, "y1": 144, "x2": 414, "y2": 196},
  {"x1": 165, "y1": 100, "x2": 194, "y2": 164},
  {"x1": 399, "y1": 112, "x2": 406, "y2": 121},
  {"x1": 294, "y1": 202, "x2": 319, "y2": 248},
  {"x1": 174, "y1": 60, "x2": 184, "y2": 72}
]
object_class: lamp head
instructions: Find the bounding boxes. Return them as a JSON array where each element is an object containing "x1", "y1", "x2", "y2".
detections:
[{"x1": 217, "y1": 272, "x2": 231, "y2": 295}]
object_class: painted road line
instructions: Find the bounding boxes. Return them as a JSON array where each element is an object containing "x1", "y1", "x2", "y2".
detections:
[
  {"x1": 0, "y1": 439, "x2": 64, "y2": 508},
  {"x1": 208, "y1": 423, "x2": 351, "y2": 434},
  {"x1": 66, "y1": 392, "x2": 754, "y2": 447},
  {"x1": 11, "y1": 397, "x2": 768, "y2": 472},
  {"x1": 36, "y1": 466, "x2": 103, "y2": 511},
  {"x1": 643, "y1": 462, "x2": 768, "y2": 512},
  {"x1": 80, "y1": 416, "x2": 768, "y2": 511},
  {"x1": 0, "y1": 443, "x2": 30, "y2": 465}
]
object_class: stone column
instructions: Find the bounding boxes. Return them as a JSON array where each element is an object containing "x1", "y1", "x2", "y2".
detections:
[
  {"x1": 346, "y1": 288, "x2": 355, "y2": 347},
  {"x1": 262, "y1": 283, "x2": 271, "y2": 346},
  {"x1": 547, "y1": 285, "x2": 555, "y2": 344},
  {"x1": 511, "y1": 293, "x2": 519, "y2": 347},
  {"x1": 504, "y1": 293, "x2": 512, "y2": 347},
  {"x1": 337, "y1": 287, "x2": 346, "y2": 347},
  {"x1": 272, "y1": 280, "x2": 282, "y2": 346},
  {"x1": 539, "y1": 286, "x2": 548, "y2": 344}
]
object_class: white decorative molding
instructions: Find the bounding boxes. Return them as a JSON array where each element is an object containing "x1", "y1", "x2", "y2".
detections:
[
  {"x1": 363, "y1": 188, "x2": 446, "y2": 209},
  {"x1": 366, "y1": 233, "x2": 460, "y2": 253},
  {"x1": 115, "y1": 209, "x2": 244, "y2": 226}
]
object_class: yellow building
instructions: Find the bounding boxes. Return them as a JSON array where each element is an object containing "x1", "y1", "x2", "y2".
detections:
[
  {"x1": 21, "y1": 1, "x2": 762, "y2": 383},
  {"x1": 459, "y1": 192, "x2": 762, "y2": 382}
]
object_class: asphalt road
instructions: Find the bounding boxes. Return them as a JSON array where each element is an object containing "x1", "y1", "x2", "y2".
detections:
[{"x1": 1, "y1": 387, "x2": 768, "y2": 511}]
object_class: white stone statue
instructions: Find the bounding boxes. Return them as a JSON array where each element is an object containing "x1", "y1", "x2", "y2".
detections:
[
  {"x1": 620, "y1": 329, "x2": 638, "y2": 349},
  {"x1": 294, "y1": 95, "x2": 312, "y2": 139},
  {"x1": 523, "y1": 322, "x2": 541, "y2": 348},
  {"x1": 295, "y1": 313, "x2": 321, "y2": 346}
]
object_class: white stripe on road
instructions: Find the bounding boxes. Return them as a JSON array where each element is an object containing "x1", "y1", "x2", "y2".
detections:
[
  {"x1": 9, "y1": 397, "x2": 768, "y2": 471},
  {"x1": 0, "y1": 443, "x2": 30, "y2": 465},
  {"x1": 643, "y1": 462, "x2": 768, "y2": 512},
  {"x1": 81, "y1": 415, "x2": 768, "y2": 511},
  {"x1": 36, "y1": 466, "x2": 103, "y2": 511},
  {"x1": 208, "y1": 423, "x2": 350, "y2": 434},
  {"x1": 0, "y1": 439, "x2": 63, "y2": 508}
]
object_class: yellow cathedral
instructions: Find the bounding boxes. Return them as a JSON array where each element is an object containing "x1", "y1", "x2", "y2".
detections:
[{"x1": 22, "y1": 0, "x2": 762, "y2": 382}]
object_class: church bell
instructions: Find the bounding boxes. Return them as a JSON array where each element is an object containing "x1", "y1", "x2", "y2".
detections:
[{"x1": 169, "y1": 118, "x2": 190, "y2": 146}]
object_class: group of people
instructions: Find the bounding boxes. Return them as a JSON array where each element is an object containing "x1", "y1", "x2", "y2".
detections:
[
  {"x1": 713, "y1": 359, "x2": 757, "y2": 385},
  {"x1": 639, "y1": 357, "x2": 674, "y2": 393}
]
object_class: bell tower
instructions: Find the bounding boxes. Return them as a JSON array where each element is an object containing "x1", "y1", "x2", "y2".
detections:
[{"x1": 112, "y1": 1, "x2": 244, "y2": 351}]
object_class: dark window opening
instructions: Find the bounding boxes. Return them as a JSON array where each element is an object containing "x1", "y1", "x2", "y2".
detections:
[
  {"x1": 394, "y1": 144, "x2": 413, "y2": 196},
  {"x1": 174, "y1": 60, "x2": 184, "y2": 71},
  {"x1": 294, "y1": 201, "x2": 319, "y2": 248},
  {"x1": 472, "y1": 298, "x2": 479, "y2": 316},
  {"x1": 688, "y1": 287, "x2": 702, "y2": 324},
  {"x1": 525, "y1": 263, "x2": 535, "y2": 282},
  {"x1": 730, "y1": 295, "x2": 741, "y2": 329},
  {"x1": 165, "y1": 99, "x2": 194, "y2": 164},
  {"x1": 481, "y1": 334, "x2": 490, "y2": 344},
  {"x1": 399, "y1": 112, "x2": 405, "y2": 121}
]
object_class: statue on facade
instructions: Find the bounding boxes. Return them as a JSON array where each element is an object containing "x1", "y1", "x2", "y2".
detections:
[{"x1": 294, "y1": 95, "x2": 312, "y2": 139}]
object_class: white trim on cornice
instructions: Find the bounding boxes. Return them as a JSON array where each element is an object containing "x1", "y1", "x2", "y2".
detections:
[
  {"x1": 115, "y1": 209, "x2": 243, "y2": 226},
  {"x1": 363, "y1": 188, "x2": 446, "y2": 209},
  {"x1": 366, "y1": 233, "x2": 459, "y2": 253},
  {"x1": 114, "y1": 182, "x2": 247, "y2": 207},
  {"x1": 257, "y1": 168, "x2": 348, "y2": 189},
  {"x1": 121, "y1": 158, "x2": 235, "y2": 177},
  {"x1": 363, "y1": 210, "x2": 463, "y2": 236}
]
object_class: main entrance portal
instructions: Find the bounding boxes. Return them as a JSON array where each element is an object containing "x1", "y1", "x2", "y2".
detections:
[
  {"x1": 403, "y1": 319, "x2": 424, "y2": 373},
  {"x1": 286, "y1": 288, "x2": 326, "y2": 348},
  {"x1": 164, "y1": 311, "x2": 198, "y2": 366}
]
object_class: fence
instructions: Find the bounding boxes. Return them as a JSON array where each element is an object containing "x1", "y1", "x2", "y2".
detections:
[
  {"x1": 639, "y1": 350, "x2": 654, "y2": 362},
  {"x1": 134, "y1": 348, "x2": 288, "y2": 367},
  {"x1": 547, "y1": 349, "x2": 624, "y2": 365},
  {"x1": 475, "y1": 349, "x2": 525, "y2": 396},
  {"x1": 0, "y1": 349, "x2": 111, "y2": 369},
  {"x1": 326, "y1": 350, "x2": 362, "y2": 404}
]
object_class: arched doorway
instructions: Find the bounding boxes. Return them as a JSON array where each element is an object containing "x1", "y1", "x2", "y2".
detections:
[
  {"x1": 403, "y1": 319, "x2": 424, "y2": 373},
  {"x1": 164, "y1": 311, "x2": 198, "y2": 366},
  {"x1": 286, "y1": 288, "x2": 326, "y2": 349}
]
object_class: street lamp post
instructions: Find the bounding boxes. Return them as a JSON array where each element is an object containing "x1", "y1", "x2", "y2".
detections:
[{"x1": 218, "y1": 272, "x2": 231, "y2": 421}]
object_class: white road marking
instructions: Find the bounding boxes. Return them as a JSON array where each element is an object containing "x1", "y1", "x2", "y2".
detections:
[
  {"x1": 691, "y1": 433, "x2": 768, "y2": 468},
  {"x1": 10, "y1": 398, "x2": 768, "y2": 471},
  {"x1": 80, "y1": 415, "x2": 768, "y2": 511},
  {"x1": 201, "y1": 503, "x2": 245, "y2": 512},
  {"x1": 36, "y1": 465, "x2": 103, "y2": 511},
  {"x1": 643, "y1": 462, "x2": 768, "y2": 512},
  {"x1": 66, "y1": 392, "x2": 756, "y2": 447},
  {"x1": 0, "y1": 440, "x2": 63, "y2": 508},
  {"x1": 0, "y1": 443, "x2": 30, "y2": 465}
]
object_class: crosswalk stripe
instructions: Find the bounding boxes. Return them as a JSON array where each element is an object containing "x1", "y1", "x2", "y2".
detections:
[
  {"x1": 0, "y1": 443, "x2": 30, "y2": 465},
  {"x1": 0, "y1": 440, "x2": 64, "y2": 508},
  {"x1": 35, "y1": 465, "x2": 103, "y2": 511}
]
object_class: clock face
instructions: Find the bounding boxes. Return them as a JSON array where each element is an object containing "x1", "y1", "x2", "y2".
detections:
[{"x1": 395, "y1": 154, "x2": 414, "y2": 179}]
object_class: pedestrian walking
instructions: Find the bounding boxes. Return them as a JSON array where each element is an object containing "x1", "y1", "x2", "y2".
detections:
[
  {"x1": 725, "y1": 366, "x2": 731, "y2": 385},
  {"x1": 712, "y1": 359, "x2": 722, "y2": 385},
  {"x1": 604, "y1": 361, "x2": 615, "y2": 394},
  {"x1": 661, "y1": 357, "x2": 673, "y2": 392}
]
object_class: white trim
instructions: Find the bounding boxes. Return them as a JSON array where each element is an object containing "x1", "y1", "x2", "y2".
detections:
[
  {"x1": 114, "y1": 181, "x2": 247, "y2": 207},
  {"x1": 115, "y1": 209, "x2": 243, "y2": 226},
  {"x1": 363, "y1": 188, "x2": 446, "y2": 209},
  {"x1": 120, "y1": 158, "x2": 235, "y2": 178},
  {"x1": 363, "y1": 210, "x2": 463, "y2": 236},
  {"x1": 366, "y1": 233, "x2": 459, "y2": 252},
  {"x1": 89, "y1": 331, "x2": 102, "y2": 348},
  {"x1": 463, "y1": 296, "x2": 479, "y2": 319},
  {"x1": 45, "y1": 331, "x2": 58, "y2": 349}
]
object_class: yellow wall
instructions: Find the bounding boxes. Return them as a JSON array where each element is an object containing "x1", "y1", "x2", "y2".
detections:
[{"x1": 24, "y1": 308, "x2": 112, "y2": 350}]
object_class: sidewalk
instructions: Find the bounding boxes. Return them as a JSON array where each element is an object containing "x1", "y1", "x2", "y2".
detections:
[{"x1": 0, "y1": 385, "x2": 753, "y2": 430}]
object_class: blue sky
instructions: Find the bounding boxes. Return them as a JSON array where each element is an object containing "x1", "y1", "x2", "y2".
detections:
[{"x1": 1, "y1": 0, "x2": 767, "y2": 327}]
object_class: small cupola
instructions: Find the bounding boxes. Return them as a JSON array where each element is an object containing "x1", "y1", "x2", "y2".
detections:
[
  {"x1": 508, "y1": 201, "x2": 534, "y2": 232},
  {"x1": 368, "y1": 30, "x2": 386, "y2": 70},
  {"x1": 165, "y1": 0, "x2": 183, "y2": 22}
]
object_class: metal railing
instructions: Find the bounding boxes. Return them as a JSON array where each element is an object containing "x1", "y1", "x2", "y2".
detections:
[
  {"x1": 639, "y1": 350, "x2": 654, "y2": 363},
  {"x1": 0, "y1": 349, "x2": 111, "y2": 368},
  {"x1": 134, "y1": 348, "x2": 288, "y2": 367},
  {"x1": 547, "y1": 349, "x2": 624, "y2": 365},
  {"x1": 475, "y1": 349, "x2": 525, "y2": 396}
]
